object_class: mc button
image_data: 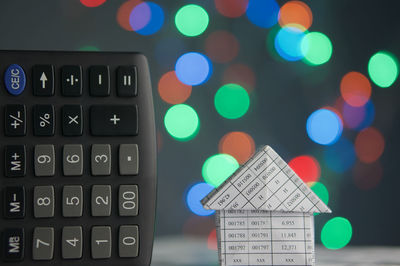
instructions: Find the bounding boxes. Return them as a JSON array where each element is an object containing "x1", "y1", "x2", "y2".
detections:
[{"x1": 4, "y1": 64, "x2": 26, "y2": 96}]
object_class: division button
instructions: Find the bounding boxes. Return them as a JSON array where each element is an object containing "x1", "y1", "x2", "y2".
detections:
[
  {"x1": 119, "y1": 144, "x2": 139, "y2": 175},
  {"x1": 119, "y1": 225, "x2": 139, "y2": 258},
  {"x1": 91, "y1": 226, "x2": 112, "y2": 259},
  {"x1": 62, "y1": 105, "x2": 83, "y2": 136},
  {"x1": 4, "y1": 186, "x2": 25, "y2": 219},
  {"x1": 34, "y1": 145, "x2": 55, "y2": 177},
  {"x1": 90, "y1": 105, "x2": 138, "y2": 136},
  {"x1": 62, "y1": 226, "x2": 83, "y2": 259},
  {"x1": 119, "y1": 185, "x2": 138, "y2": 216},
  {"x1": 62, "y1": 186, "x2": 83, "y2": 217},
  {"x1": 5, "y1": 104, "x2": 26, "y2": 136},
  {"x1": 5, "y1": 145, "x2": 26, "y2": 177},
  {"x1": 4, "y1": 64, "x2": 26, "y2": 96},
  {"x1": 91, "y1": 185, "x2": 112, "y2": 217},
  {"x1": 33, "y1": 105, "x2": 55, "y2": 136},
  {"x1": 117, "y1": 66, "x2": 137, "y2": 97},
  {"x1": 32, "y1": 227, "x2": 54, "y2": 261},
  {"x1": 91, "y1": 144, "x2": 111, "y2": 176},
  {"x1": 63, "y1": 144, "x2": 83, "y2": 176},
  {"x1": 3, "y1": 228, "x2": 24, "y2": 261},
  {"x1": 61, "y1": 65, "x2": 82, "y2": 96},
  {"x1": 90, "y1": 65, "x2": 110, "y2": 96},
  {"x1": 33, "y1": 186, "x2": 55, "y2": 218},
  {"x1": 32, "y1": 65, "x2": 54, "y2": 96}
]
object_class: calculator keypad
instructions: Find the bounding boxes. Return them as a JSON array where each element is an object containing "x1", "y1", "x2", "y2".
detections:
[
  {"x1": 5, "y1": 104, "x2": 26, "y2": 136},
  {"x1": 34, "y1": 145, "x2": 55, "y2": 177},
  {"x1": 62, "y1": 105, "x2": 83, "y2": 136}
]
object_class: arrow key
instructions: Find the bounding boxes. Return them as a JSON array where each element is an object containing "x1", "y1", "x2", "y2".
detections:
[{"x1": 33, "y1": 65, "x2": 54, "y2": 96}]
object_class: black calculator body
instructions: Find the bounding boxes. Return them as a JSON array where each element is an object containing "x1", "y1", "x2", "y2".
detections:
[{"x1": 0, "y1": 51, "x2": 157, "y2": 265}]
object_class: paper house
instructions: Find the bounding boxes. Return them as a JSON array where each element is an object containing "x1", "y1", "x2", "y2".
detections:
[{"x1": 201, "y1": 145, "x2": 331, "y2": 266}]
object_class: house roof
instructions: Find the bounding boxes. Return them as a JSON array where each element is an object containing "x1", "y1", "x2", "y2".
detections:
[{"x1": 201, "y1": 145, "x2": 331, "y2": 214}]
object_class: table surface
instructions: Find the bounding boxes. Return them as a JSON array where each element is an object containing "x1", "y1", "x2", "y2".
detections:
[{"x1": 152, "y1": 237, "x2": 400, "y2": 266}]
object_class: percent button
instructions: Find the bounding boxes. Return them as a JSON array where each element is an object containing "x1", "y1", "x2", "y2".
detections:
[{"x1": 33, "y1": 105, "x2": 55, "y2": 136}]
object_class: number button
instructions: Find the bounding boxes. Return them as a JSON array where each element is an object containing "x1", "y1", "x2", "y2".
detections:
[
  {"x1": 34, "y1": 145, "x2": 55, "y2": 177},
  {"x1": 91, "y1": 144, "x2": 111, "y2": 176},
  {"x1": 5, "y1": 145, "x2": 26, "y2": 177},
  {"x1": 33, "y1": 105, "x2": 55, "y2": 136},
  {"x1": 4, "y1": 186, "x2": 25, "y2": 219},
  {"x1": 3, "y1": 228, "x2": 24, "y2": 261},
  {"x1": 5, "y1": 104, "x2": 26, "y2": 136},
  {"x1": 63, "y1": 144, "x2": 83, "y2": 176},
  {"x1": 91, "y1": 185, "x2": 111, "y2": 217},
  {"x1": 32, "y1": 227, "x2": 54, "y2": 261},
  {"x1": 119, "y1": 185, "x2": 138, "y2": 216},
  {"x1": 62, "y1": 226, "x2": 83, "y2": 259},
  {"x1": 119, "y1": 225, "x2": 139, "y2": 258},
  {"x1": 63, "y1": 186, "x2": 83, "y2": 217},
  {"x1": 33, "y1": 186, "x2": 54, "y2": 218},
  {"x1": 91, "y1": 226, "x2": 112, "y2": 259},
  {"x1": 62, "y1": 105, "x2": 83, "y2": 136}
]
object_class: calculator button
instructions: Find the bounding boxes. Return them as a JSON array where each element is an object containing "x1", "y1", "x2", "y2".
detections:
[
  {"x1": 90, "y1": 105, "x2": 138, "y2": 136},
  {"x1": 91, "y1": 226, "x2": 112, "y2": 259},
  {"x1": 5, "y1": 145, "x2": 26, "y2": 177},
  {"x1": 119, "y1": 225, "x2": 139, "y2": 258},
  {"x1": 91, "y1": 185, "x2": 112, "y2": 217},
  {"x1": 32, "y1": 227, "x2": 54, "y2": 261},
  {"x1": 62, "y1": 226, "x2": 83, "y2": 259},
  {"x1": 63, "y1": 144, "x2": 83, "y2": 176},
  {"x1": 34, "y1": 145, "x2": 55, "y2": 176},
  {"x1": 62, "y1": 105, "x2": 83, "y2": 136},
  {"x1": 4, "y1": 64, "x2": 26, "y2": 96},
  {"x1": 33, "y1": 105, "x2": 55, "y2": 136},
  {"x1": 3, "y1": 228, "x2": 24, "y2": 261},
  {"x1": 61, "y1": 65, "x2": 82, "y2": 96},
  {"x1": 119, "y1": 144, "x2": 139, "y2": 175},
  {"x1": 117, "y1": 66, "x2": 137, "y2": 97},
  {"x1": 33, "y1": 186, "x2": 55, "y2": 218},
  {"x1": 90, "y1": 65, "x2": 110, "y2": 96},
  {"x1": 91, "y1": 144, "x2": 111, "y2": 176},
  {"x1": 119, "y1": 185, "x2": 138, "y2": 216},
  {"x1": 4, "y1": 186, "x2": 25, "y2": 219},
  {"x1": 5, "y1": 104, "x2": 26, "y2": 136},
  {"x1": 63, "y1": 186, "x2": 83, "y2": 217},
  {"x1": 32, "y1": 65, "x2": 54, "y2": 96}
]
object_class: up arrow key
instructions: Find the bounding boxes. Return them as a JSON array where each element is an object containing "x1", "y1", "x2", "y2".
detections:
[
  {"x1": 33, "y1": 65, "x2": 54, "y2": 96},
  {"x1": 40, "y1": 72, "x2": 48, "y2": 88}
]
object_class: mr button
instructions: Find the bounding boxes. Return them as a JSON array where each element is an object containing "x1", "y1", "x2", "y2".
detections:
[
  {"x1": 4, "y1": 64, "x2": 26, "y2": 96},
  {"x1": 3, "y1": 228, "x2": 24, "y2": 261}
]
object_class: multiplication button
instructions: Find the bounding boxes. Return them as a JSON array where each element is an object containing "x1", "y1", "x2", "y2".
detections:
[
  {"x1": 3, "y1": 228, "x2": 24, "y2": 261},
  {"x1": 91, "y1": 226, "x2": 112, "y2": 259},
  {"x1": 5, "y1": 104, "x2": 26, "y2": 136},
  {"x1": 62, "y1": 105, "x2": 83, "y2": 136},
  {"x1": 62, "y1": 226, "x2": 83, "y2": 259},
  {"x1": 32, "y1": 227, "x2": 54, "y2": 261},
  {"x1": 5, "y1": 145, "x2": 26, "y2": 177}
]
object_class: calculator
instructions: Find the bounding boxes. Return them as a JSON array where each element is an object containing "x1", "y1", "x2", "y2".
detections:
[{"x1": 0, "y1": 51, "x2": 157, "y2": 265}]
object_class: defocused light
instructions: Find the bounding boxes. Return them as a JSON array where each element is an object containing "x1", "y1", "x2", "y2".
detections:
[
  {"x1": 186, "y1": 183, "x2": 215, "y2": 216},
  {"x1": 368, "y1": 51, "x2": 399, "y2": 88},
  {"x1": 355, "y1": 127, "x2": 384, "y2": 163},
  {"x1": 214, "y1": 0, "x2": 249, "y2": 18},
  {"x1": 158, "y1": 71, "x2": 192, "y2": 104},
  {"x1": 340, "y1": 72, "x2": 371, "y2": 107},
  {"x1": 175, "y1": 52, "x2": 212, "y2": 86},
  {"x1": 182, "y1": 216, "x2": 215, "y2": 236},
  {"x1": 208, "y1": 229, "x2": 218, "y2": 250},
  {"x1": 301, "y1": 32, "x2": 332, "y2": 65},
  {"x1": 129, "y1": 2, "x2": 164, "y2": 35},
  {"x1": 219, "y1": 131, "x2": 255, "y2": 164},
  {"x1": 79, "y1": 45, "x2": 100, "y2": 51},
  {"x1": 155, "y1": 37, "x2": 187, "y2": 68},
  {"x1": 342, "y1": 101, "x2": 375, "y2": 130},
  {"x1": 222, "y1": 64, "x2": 256, "y2": 92},
  {"x1": 164, "y1": 104, "x2": 200, "y2": 141},
  {"x1": 246, "y1": 0, "x2": 279, "y2": 28},
  {"x1": 215, "y1": 84, "x2": 250, "y2": 119},
  {"x1": 288, "y1": 155, "x2": 321, "y2": 183},
  {"x1": 80, "y1": 0, "x2": 106, "y2": 7},
  {"x1": 324, "y1": 138, "x2": 356, "y2": 173},
  {"x1": 202, "y1": 154, "x2": 239, "y2": 187},
  {"x1": 309, "y1": 182, "x2": 329, "y2": 205},
  {"x1": 353, "y1": 161, "x2": 383, "y2": 190},
  {"x1": 116, "y1": 0, "x2": 142, "y2": 31},
  {"x1": 321, "y1": 217, "x2": 352, "y2": 250},
  {"x1": 175, "y1": 4, "x2": 209, "y2": 37},
  {"x1": 306, "y1": 109, "x2": 343, "y2": 145},
  {"x1": 274, "y1": 27, "x2": 305, "y2": 61},
  {"x1": 279, "y1": 1, "x2": 312, "y2": 31},
  {"x1": 205, "y1": 31, "x2": 239, "y2": 63}
]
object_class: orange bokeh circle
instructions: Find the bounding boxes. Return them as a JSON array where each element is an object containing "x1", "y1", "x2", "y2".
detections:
[
  {"x1": 219, "y1": 132, "x2": 255, "y2": 164},
  {"x1": 355, "y1": 127, "x2": 385, "y2": 163},
  {"x1": 205, "y1": 30, "x2": 240, "y2": 63},
  {"x1": 279, "y1": 1, "x2": 313, "y2": 31},
  {"x1": 158, "y1": 71, "x2": 192, "y2": 104},
  {"x1": 340, "y1": 72, "x2": 372, "y2": 107},
  {"x1": 116, "y1": 0, "x2": 142, "y2": 31}
]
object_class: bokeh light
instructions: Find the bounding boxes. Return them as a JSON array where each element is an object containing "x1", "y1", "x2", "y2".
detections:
[
  {"x1": 368, "y1": 51, "x2": 399, "y2": 88},
  {"x1": 129, "y1": 2, "x2": 164, "y2": 35},
  {"x1": 222, "y1": 64, "x2": 256, "y2": 92},
  {"x1": 321, "y1": 217, "x2": 352, "y2": 250},
  {"x1": 214, "y1": 0, "x2": 249, "y2": 18},
  {"x1": 274, "y1": 26, "x2": 306, "y2": 61},
  {"x1": 215, "y1": 84, "x2": 250, "y2": 119},
  {"x1": 175, "y1": 4, "x2": 209, "y2": 37},
  {"x1": 288, "y1": 155, "x2": 321, "y2": 183},
  {"x1": 158, "y1": 71, "x2": 192, "y2": 104},
  {"x1": 246, "y1": 0, "x2": 279, "y2": 28},
  {"x1": 355, "y1": 127, "x2": 385, "y2": 163},
  {"x1": 278, "y1": 1, "x2": 312, "y2": 31},
  {"x1": 342, "y1": 100, "x2": 375, "y2": 130},
  {"x1": 205, "y1": 31, "x2": 240, "y2": 63},
  {"x1": 186, "y1": 182, "x2": 215, "y2": 216},
  {"x1": 116, "y1": 0, "x2": 142, "y2": 31},
  {"x1": 202, "y1": 154, "x2": 239, "y2": 187},
  {"x1": 175, "y1": 52, "x2": 212, "y2": 86},
  {"x1": 306, "y1": 109, "x2": 343, "y2": 145},
  {"x1": 80, "y1": 0, "x2": 106, "y2": 7},
  {"x1": 164, "y1": 104, "x2": 200, "y2": 141},
  {"x1": 353, "y1": 161, "x2": 383, "y2": 190},
  {"x1": 309, "y1": 182, "x2": 329, "y2": 205},
  {"x1": 301, "y1": 32, "x2": 333, "y2": 65},
  {"x1": 218, "y1": 131, "x2": 255, "y2": 164},
  {"x1": 324, "y1": 138, "x2": 356, "y2": 173},
  {"x1": 340, "y1": 72, "x2": 372, "y2": 107},
  {"x1": 207, "y1": 229, "x2": 218, "y2": 250},
  {"x1": 182, "y1": 216, "x2": 215, "y2": 237}
]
